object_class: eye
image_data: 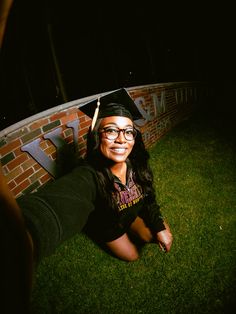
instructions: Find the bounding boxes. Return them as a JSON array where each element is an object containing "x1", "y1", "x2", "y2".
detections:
[
  {"x1": 104, "y1": 127, "x2": 119, "y2": 134},
  {"x1": 125, "y1": 129, "x2": 134, "y2": 135}
]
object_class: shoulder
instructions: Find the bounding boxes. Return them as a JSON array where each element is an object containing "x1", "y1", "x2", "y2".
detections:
[
  {"x1": 29, "y1": 162, "x2": 98, "y2": 197},
  {"x1": 71, "y1": 162, "x2": 98, "y2": 182}
]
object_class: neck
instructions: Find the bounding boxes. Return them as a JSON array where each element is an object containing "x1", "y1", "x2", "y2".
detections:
[{"x1": 110, "y1": 162, "x2": 127, "y2": 184}]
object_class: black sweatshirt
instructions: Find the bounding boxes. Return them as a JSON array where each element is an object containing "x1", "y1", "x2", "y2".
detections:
[{"x1": 17, "y1": 163, "x2": 165, "y2": 261}]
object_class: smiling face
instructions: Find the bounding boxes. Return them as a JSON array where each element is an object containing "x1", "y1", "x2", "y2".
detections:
[{"x1": 99, "y1": 116, "x2": 135, "y2": 164}]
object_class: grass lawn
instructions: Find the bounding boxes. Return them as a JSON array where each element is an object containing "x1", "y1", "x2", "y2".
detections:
[{"x1": 31, "y1": 112, "x2": 236, "y2": 314}]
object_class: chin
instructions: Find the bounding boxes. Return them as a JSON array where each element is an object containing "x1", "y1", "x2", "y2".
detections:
[
  {"x1": 108, "y1": 154, "x2": 128, "y2": 163},
  {"x1": 111, "y1": 157, "x2": 127, "y2": 163}
]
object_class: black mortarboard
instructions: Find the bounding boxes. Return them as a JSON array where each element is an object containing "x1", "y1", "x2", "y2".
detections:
[{"x1": 79, "y1": 88, "x2": 143, "y2": 130}]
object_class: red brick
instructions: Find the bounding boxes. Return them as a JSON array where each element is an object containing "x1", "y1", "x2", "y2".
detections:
[
  {"x1": 40, "y1": 172, "x2": 53, "y2": 185},
  {"x1": 30, "y1": 168, "x2": 47, "y2": 183},
  {"x1": 12, "y1": 179, "x2": 31, "y2": 197},
  {"x1": 80, "y1": 120, "x2": 91, "y2": 130},
  {"x1": 6, "y1": 166, "x2": 23, "y2": 183},
  {"x1": 50, "y1": 112, "x2": 66, "y2": 121},
  {"x1": 33, "y1": 163, "x2": 41, "y2": 171},
  {"x1": 29, "y1": 118, "x2": 50, "y2": 131},
  {"x1": 51, "y1": 152, "x2": 56, "y2": 160},
  {"x1": 21, "y1": 158, "x2": 37, "y2": 171},
  {"x1": 15, "y1": 168, "x2": 34, "y2": 185},
  {"x1": 14, "y1": 147, "x2": 25, "y2": 157},
  {"x1": 8, "y1": 180, "x2": 16, "y2": 190},
  {"x1": 44, "y1": 145, "x2": 56, "y2": 155},
  {"x1": 0, "y1": 139, "x2": 21, "y2": 156},
  {"x1": 78, "y1": 112, "x2": 85, "y2": 119},
  {"x1": 7, "y1": 153, "x2": 29, "y2": 171},
  {"x1": 40, "y1": 140, "x2": 48, "y2": 150},
  {"x1": 60, "y1": 114, "x2": 78, "y2": 125},
  {"x1": 64, "y1": 135, "x2": 73, "y2": 143},
  {"x1": 66, "y1": 107, "x2": 78, "y2": 115},
  {"x1": 79, "y1": 127, "x2": 88, "y2": 137}
]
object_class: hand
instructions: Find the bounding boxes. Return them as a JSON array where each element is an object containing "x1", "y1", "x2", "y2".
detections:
[{"x1": 156, "y1": 221, "x2": 173, "y2": 253}]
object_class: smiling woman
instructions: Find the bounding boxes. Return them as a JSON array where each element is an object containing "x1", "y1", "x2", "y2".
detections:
[
  {"x1": 80, "y1": 88, "x2": 173, "y2": 260},
  {"x1": 0, "y1": 88, "x2": 172, "y2": 312}
]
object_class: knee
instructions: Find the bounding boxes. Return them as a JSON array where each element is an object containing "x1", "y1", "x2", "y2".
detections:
[
  {"x1": 109, "y1": 244, "x2": 139, "y2": 262},
  {"x1": 114, "y1": 246, "x2": 139, "y2": 262},
  {"x1": 125, "y1": 250, "x2": 139, "y2": 262}
]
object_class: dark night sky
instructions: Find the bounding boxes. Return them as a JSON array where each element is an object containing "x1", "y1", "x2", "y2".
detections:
[{"x1": 0, "y1": 0, "x2": 235, "y2": 130}]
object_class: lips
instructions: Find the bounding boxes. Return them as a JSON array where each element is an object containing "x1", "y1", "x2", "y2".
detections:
[{"x1": 110, "y1": 147, "x2": 127, "y2": 154}]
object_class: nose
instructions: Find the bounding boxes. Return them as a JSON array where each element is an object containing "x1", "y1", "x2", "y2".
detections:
[{"x1": 115, "y1": 130, "x2": 126, "y2": 143}]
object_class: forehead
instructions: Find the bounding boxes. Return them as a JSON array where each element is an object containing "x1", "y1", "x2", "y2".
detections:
[{"x1": 100, "y1": 116, "x2": 133, "y2": 128}]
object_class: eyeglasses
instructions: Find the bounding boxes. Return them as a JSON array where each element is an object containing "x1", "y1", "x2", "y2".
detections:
[{"x1": 99, "y1": 127, "x2": 137, "y2": 141}]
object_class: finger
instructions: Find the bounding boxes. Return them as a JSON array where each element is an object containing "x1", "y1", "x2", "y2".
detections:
[{"x1": 159, "y1": 242, "x2": 167, "y2": 253}]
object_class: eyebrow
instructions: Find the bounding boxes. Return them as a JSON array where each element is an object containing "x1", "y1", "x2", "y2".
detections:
[{"x1": 102, "y1": 122, "x2": 133, "y2": 128}]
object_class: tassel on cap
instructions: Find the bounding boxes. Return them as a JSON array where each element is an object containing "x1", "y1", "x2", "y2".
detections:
[{"x1": 91, "y1": 97, "x2": 100, "y2": 131}]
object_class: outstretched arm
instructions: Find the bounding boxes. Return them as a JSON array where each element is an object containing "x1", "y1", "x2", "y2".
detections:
[
  {"x1": 0, "y1": 164, "x2": 27, "y2": 224},
  {"x1": 0, "y1": 0, "x2": 14, "y2": 49},
  {"x1": 0, "y1": 164, "x2": 33, "y2": 314}
]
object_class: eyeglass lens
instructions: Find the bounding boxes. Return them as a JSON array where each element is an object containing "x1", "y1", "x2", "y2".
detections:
[{"x1": 102, "y1": 128, "x2": 136, "y2": 141}]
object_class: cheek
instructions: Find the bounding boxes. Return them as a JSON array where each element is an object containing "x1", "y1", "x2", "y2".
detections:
[{"x1": 99, "y1": 138, "x2": 110, "y2": 154}]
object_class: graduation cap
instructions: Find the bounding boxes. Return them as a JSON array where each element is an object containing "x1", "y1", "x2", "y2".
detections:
[{"x1": 79, "y1": 88, "x2": 143, "y2": 130}]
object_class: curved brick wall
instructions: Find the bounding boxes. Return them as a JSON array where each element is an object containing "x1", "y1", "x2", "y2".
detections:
[{"x1": 0, "y1": 82, "x2": 206, "y2": 198}]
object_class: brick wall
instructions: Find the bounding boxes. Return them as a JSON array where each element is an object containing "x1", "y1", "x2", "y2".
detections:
[{"x1": 0, "y1": 82, "x2": 206, "y2": 198}]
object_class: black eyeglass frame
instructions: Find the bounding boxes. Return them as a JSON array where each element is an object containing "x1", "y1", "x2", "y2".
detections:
[{"x1": 99, "y1": 127, "x2": 137, "y2": 141}]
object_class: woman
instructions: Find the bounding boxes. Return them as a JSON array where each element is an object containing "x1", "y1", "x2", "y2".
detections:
[
  {"x1": 0, "y1": 88, "x2": 173, "y2": 312},
  {"x1": 82, "y1": 89, "x2": 173, "y2": 261}
]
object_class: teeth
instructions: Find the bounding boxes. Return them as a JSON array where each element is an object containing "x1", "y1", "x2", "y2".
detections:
[{"x1": 112, "y1": 148, "x2": 126, "y2": 152}]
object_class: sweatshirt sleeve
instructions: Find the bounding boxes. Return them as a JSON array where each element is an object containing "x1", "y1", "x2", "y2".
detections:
[
  {"x1": 140, "y1": 196, "x2": 166, "y2": 233},
  {"x1": 17, "y1": 165, "x2": 97, "y2": 260}
]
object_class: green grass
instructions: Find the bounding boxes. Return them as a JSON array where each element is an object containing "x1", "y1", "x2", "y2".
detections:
[{"x1": 31, "y1": 113, "x2": 236, "y2": 314}]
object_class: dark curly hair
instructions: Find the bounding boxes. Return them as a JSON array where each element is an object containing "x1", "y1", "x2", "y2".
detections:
[{"x1": 85, "y1": 118, "x2": 157, "y2": 211}]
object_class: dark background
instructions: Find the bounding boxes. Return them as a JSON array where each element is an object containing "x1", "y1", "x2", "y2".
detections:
[{"x1": 0, "y1": 0, "x2": 235, "y2": 130}]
